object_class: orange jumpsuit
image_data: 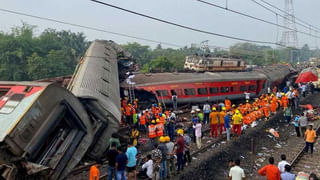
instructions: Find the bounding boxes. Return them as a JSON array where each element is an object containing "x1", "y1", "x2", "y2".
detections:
[{"x1": 210, "y1": 111, "x2": 219, "y2": 137}]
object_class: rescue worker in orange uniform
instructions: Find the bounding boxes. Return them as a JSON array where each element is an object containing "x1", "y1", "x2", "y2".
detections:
[
  {"x1": 89, "y1": 160, "x2": 102, "y2": 180},
  {"x1": 125, "y1": 104, "x2": 133, "y2": 125},
  {"x1": 148, "y1": 120, "x2": 157, "y2": 143},
  {"x1": 210, "y1": 107, "x2": 219, "y2": 138},
  {"x1": 225, "y1": 97, "x2": 231, "y2": 111},
  {"x1": 133, "y1": 98, "x2": 138, "y2": 109},
  {"x1": 122, "y1": 97, "x2": 128, "y2": 109},
  {"x1": 139, "y1": 112, "x2": 146, "y2": 132},
  {"x1": 156, "y1": 119, "x2": 164, "y2": 142},
  {"x1": 270, "y1": 95, "x2": 278, "y2": 114},
  {"x1": 219, "y1": 107, "x2": 226, "y2": 135},
  {"x1": 245, "y1": 100, "x2": 252, "y2": 113},
  {"x1": 281, "y1": 94, "x2": 288, "y2": 110},
  {"x1": 232, "y1": 110, "x2": 243, "y2": 136}
]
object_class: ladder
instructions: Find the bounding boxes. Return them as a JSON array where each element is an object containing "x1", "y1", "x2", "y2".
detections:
[{"x1": 128, "y1": 83, "x2": 135, "y2": 104}]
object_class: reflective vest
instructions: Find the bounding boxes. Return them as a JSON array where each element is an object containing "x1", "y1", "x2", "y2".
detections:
[
  {"x1": 159, "y1": 115, "x2": 165, "y2": 125},
  {"x1": 156, "y1": 123, "x2": 164, "y2": 137},
  {"x1": 148, "y1": 125, "x2": 156, "y2": 138},
  {"x1": 125, "y1": 106, "x2": 132, "y2": 116},
  {"x1": 140, "y1": 115, "x2": 146, "y2": 125}
]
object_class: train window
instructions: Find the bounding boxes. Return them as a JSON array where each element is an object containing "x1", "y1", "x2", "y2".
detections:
[
  {"x1": 170, "y1": 89, "x2": 177, "y2": 96},
  {"x1": 184, "y1": 88, "x2": 195, "y2": 96},
  {"x1": 209, "y1": 87, "x2": 218, "y2": 94},
  {"x1": 249, "y1": 85, "x2": 256, "y2": 91},
  {"x1": 156, "y1": 90, "x2": 169, "y2": 97},
  {"x1": 240, "y1": 86, "x2": 247, "y2": 92},
  {"x1": 230, "y1": 87, "x2": 234, "y2": 92},
  {"x1": 220, "y1": 87, "x2": 229, "y2": 93},
  {"x1": 197, "y1": 88, "x2": 208, "y2": 95}
]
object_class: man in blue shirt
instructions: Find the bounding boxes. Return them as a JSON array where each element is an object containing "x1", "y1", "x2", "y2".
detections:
[
  {"x1": 126, "y1": 141, "x2": 137, "y2": 180},
  {"x1": 224, "y1": 111, "x2": 231, "y2": 141},
  {"x1": 280, "y1": 165, "x2": 295, "y2": 180}
]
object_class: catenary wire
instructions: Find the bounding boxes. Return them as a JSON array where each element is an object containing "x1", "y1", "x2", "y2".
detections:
[
  {"x1": 198, "y1": 0, "x2": 320, "y2": 38},
  {"x1": 0, "y1": 8, "x2": 184, "y2": 48},
  {"x1": 257, "y1": 0, "x2": 320, "y2": 32},
  {"x1": 251, "y1": 0, "x2": 319, "y2": 33},
  {"x1": 90, "y1": 0, "x2": 284, "y2": 46}
]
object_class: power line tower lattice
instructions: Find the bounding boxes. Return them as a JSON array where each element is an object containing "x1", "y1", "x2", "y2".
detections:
[{"x1": 281, "y1": 0, "x2": 298, "y2": 48}]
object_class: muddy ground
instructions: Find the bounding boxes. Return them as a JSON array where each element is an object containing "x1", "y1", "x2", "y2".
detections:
[{"x1": 178, "y1": 92, "x2": 320, "y2": 180}]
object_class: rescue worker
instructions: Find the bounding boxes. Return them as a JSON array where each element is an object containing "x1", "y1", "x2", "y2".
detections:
[
  {"x1": 156, "y1": 119, "x2": 164, "y2": 142},
  {"x1": 148, "y1": 120, "x2": 157, "y2": 144},
  {"x1": 133, "y1": 98, "x2": 138, "y2": 109},
  {"x1": 225, "y1": 97, "x2": 231, "y2": 111},
  {"x1": 196, "y1": 109, "x2": 204, "y2": 123},
  {"x1": 130, "y1": 126, "x2": 140, "y2": 147},
  {"x1": 210, "y1": 107, "x2": 219, "y2": 138},
  {"x1": 139, "y1": 111, "x2": 146, "y2": 132},
  {"x1": 89, "y1": 160, "x2": 102, "y2": 180},
  {"x1": 125, "y1": 104, "x2": 133, "y2": 125},
  {"x1": 232, "y1": 110, "x2": 243, "y2": 136},
  {"x1": 219, "y1": 107, "x2": 226, "y2": 135},
  {"x1": 281, "y1": 93, "x2": 288, "y2": 110}
]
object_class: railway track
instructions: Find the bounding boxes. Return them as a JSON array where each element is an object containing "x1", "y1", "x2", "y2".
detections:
[{"x1": 290, "y1": 122, "x2": 320, "y2": 176}]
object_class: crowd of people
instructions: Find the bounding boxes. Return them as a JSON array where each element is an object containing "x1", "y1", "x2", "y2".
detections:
[{"x1": 88, "y1": 81, "x2": 318, "y2": 180}]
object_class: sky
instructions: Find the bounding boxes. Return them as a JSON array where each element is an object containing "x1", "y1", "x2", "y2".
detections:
[{"x1": 0, "y1": 0, "x2": 319, "y2": 49}]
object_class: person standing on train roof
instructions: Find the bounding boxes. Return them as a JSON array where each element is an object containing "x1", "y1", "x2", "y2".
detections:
[
  {"x1": 203, "y1": 101, "x2": 211, "y2": 124},
  {"x1": 225, "y1": 97, "x2": 231, "y2": 111},
  {"x1": 232, "y1": 110, "x2": 243, "y2": 136},
  {"x1": 219, "y1": 107, "x2": 226, "y2": 135},
  {"x1": 210, "y1": 107, "x2": 219, "y2": 138}
]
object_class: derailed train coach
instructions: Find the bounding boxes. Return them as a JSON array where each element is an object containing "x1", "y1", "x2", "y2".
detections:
[
  {"x1": 0, "y1": 40, "x2": 133, "y2": 179},
  {"x1": 121, "y1": 64, "x2": 292, "y2": 105}
]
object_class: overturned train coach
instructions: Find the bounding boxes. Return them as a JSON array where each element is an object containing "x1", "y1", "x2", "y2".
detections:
[
  {"x1": 122, "y1": 64, "x2": 292, "y2": 104},
  {"x1": 0, "y1": 40, "x2": 133, "y2": 179}
]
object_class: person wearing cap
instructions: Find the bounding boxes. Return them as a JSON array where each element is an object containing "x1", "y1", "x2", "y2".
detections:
[
  {"x1": 158, "y1": 136, "x2": 168, "y2": 179},
  {"x1": 174, "y1": 129, "x2": 185, "y2": 174},
  {"x1": 148, "y1": 120, "x2": 157, "y2": 144},
  {"x1": 165, "y1": 136, "x2": 175, "y2": 177},
  {"x1": 219, "y1": 107, "x2": 226, "y2": 135},
  {"x1": 193, "y1": 120, "x2": 202, "y2": 149},
  {"x1": 210, "y1": 107, "x2": 219, "y2": 138},
  {"x1": 305, "y1": 124, "x2": 317, "y2": 154},
  {"x1": 232, "y1": 110, "x2": 243, "y2": 136},
  {"x1": 196, "y1": 109, "x2": 204, "y2": 123},
  {"x1": 156, "y1": 119, "x2": 164, "y2": 143}
]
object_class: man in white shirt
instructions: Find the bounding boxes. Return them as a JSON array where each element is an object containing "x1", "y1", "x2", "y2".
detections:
[
  {"x1": 244, "y1": 92, "x2": 250, "y2": 101},
  {"x1": 278, "y1": 154, "x2": 289, "y2": 173},
  {"x1": 229, "y1": 159, "x2": 245, "y2": 180},
  {"x1": 141, "y1": 154, "x2": 153, "y2": 179}
]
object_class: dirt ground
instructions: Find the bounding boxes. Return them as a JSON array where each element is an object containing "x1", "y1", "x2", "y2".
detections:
[{"x1": 178, "y1": 92, "x2": 320, "y2": 180}]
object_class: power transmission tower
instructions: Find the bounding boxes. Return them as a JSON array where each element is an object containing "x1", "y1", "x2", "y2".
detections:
[{"x1": 281, "y1": 0, "x2": 298, "y2": 48}]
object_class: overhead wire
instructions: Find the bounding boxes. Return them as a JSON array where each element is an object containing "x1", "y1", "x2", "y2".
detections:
[
  {"x1": 251, "y1": 0, "x2": 318, "y2": 34},
  {"x1": 197, "y1": 0, "x2": 320, "y2": 39},
  {"x1": 257, "y1": 0, "x2": 320, "y2": 32},
  {"x1": 0, "y1": 8, "x2": 184, "y2": 48},
  {"x1": 90, "y1": 0, "x2": 283, "y2": 46}
]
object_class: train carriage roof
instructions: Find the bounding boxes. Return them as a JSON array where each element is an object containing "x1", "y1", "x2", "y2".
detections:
[{"x1": 124, "y1": 71, "x2": 267, "y2": 87}]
